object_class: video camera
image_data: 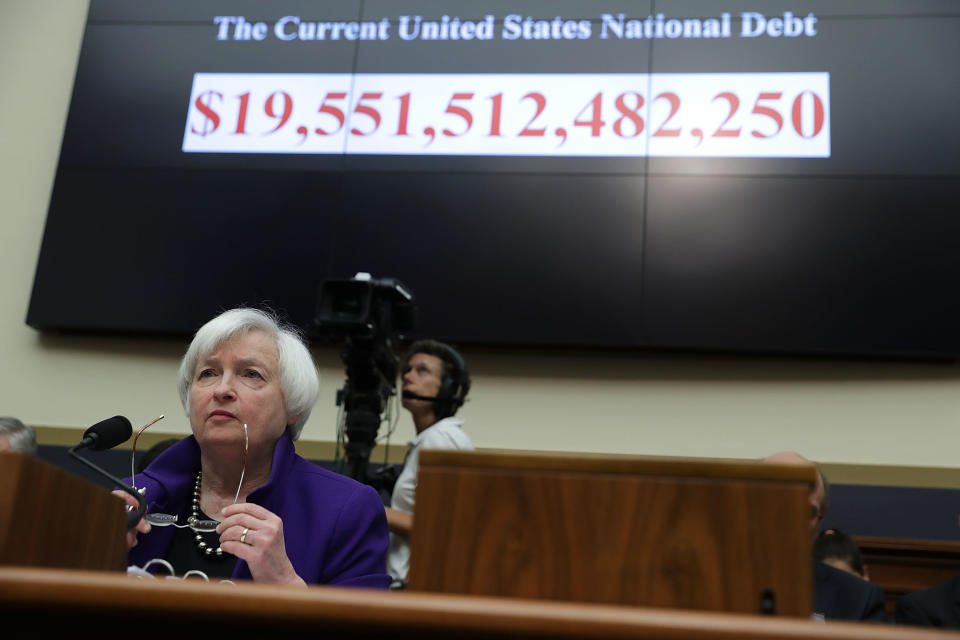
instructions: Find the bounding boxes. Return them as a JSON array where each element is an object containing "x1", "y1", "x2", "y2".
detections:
[{"x1": 314, "y1": 273, "x2": 416, "y2": 483}]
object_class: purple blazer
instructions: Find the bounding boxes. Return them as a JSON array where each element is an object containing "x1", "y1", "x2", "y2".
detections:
[{"x1": 127, "y1": 431, "x2": 390, "y2": 588}]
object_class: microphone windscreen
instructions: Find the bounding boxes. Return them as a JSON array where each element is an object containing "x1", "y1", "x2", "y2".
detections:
[{"x1": 82, "y1": 415, "x2": 133, "y2": 450}]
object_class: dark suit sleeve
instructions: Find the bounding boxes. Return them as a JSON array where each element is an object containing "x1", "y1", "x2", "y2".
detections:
[
  {"x1": 894, "y1": 577, "x2": 960, "y2": 629},
  {"x1": 862, "y1": 580, "x2": 891, "y2": 623},
  {"x1": 814, "y1": 561, "x2": 890, "y2": 622},
  {"x1": 896, "y1": 592, "x2": 935, "y2": 627}
]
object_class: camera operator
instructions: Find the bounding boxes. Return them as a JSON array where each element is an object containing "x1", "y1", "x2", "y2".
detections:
[{"x1": 385, "y1": 339, "x2": 473, "y2": 588}]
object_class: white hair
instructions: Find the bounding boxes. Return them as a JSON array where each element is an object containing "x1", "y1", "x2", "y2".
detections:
[
  {"x1": 0, "y1": 416, "x2": 38, "y2": 455},
  {"x1": 177, "y1": 308, "x2": 320, "y2": 441}
]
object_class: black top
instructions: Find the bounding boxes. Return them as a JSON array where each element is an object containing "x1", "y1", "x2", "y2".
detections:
[{"x1": 163, "y1": 507, "x2": 238, "y2": 580}]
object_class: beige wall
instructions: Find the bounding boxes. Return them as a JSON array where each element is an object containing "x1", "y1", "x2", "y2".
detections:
[{"x1": 2, "y1": 1, "x2": 959, "y2": 479}]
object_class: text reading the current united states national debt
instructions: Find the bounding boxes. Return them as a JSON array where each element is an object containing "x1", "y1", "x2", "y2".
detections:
[{"x1": 212, "y1": 12, "x2": 819, "y2": 42}]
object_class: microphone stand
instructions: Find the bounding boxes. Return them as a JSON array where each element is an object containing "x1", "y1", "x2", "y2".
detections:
[{"x1": 68, "y1": 443, "x2": 146, "y2": 531}]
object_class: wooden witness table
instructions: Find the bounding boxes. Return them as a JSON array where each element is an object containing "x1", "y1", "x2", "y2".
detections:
[
  {"x1": 3, "y1": 451, "x2": 957, "y2": 636},
  {"x1": 1, "y1": 566, "x2": 958, "y2": 640},
  {"x1": 409, "y1": 449, "x2": 820, "y2": 615}
]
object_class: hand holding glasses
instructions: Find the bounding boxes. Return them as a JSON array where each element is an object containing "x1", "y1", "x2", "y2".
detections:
[{"x1": 131, "y1": 416, "x2": 249, "y2": 533}]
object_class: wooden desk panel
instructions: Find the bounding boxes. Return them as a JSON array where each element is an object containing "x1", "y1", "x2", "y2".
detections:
[
  {"x1": 2, "y1": 567, "x2": 958, "y2": 639},
  {"x1": 0, "y1": 452, "x2": 126, "y2": 571},
  {"x1": 409, "y1": 450, "x2": 815, "y2": 616}
]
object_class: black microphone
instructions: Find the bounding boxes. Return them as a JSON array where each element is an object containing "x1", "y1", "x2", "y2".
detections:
[
  {"x1": 401, "y1": 390, "x2": 440, "y2": 402},
  {"x1": 77, "y1": 415, "x2": 133, "y2": 451},
  {"x1": 68, "y1": 416, "x2": 146, "y2": 531},
  {"x1": 401, "y1": 390, "x2": 465, "y2": 407}
]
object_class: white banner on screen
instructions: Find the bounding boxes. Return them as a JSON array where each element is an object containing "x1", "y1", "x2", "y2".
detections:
[{"x1": 182, "y1": 72, "x2": 830, "y2": 157}]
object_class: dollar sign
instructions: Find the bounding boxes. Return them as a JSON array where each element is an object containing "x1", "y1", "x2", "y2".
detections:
[{"x1": 191, "y1": 90, "x2": 223, "y2": 137}]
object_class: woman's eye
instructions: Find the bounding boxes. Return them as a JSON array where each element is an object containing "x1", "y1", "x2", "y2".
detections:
[
  {"x1": 198, "y1": 368, "x2": 217, "y2": 378},
  {"x1": 244, "y1": 369, "x2": 263, "y2": 379}
]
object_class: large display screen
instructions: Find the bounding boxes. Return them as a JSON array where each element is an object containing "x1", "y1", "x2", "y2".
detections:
[{"x1": 27, "y1": 0, "x2": 960, "y2": 359}]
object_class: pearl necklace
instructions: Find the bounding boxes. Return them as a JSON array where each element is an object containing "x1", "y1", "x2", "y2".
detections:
[{"x1": 192, "y1": 471, "x2": 225, "y2": 558}]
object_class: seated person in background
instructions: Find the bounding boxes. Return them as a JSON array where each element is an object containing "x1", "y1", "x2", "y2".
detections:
[
  {"x1": 386, "y1": 339, "x2": 473, "y2": 588},
  {"x1": 896, "y1": 575, "x2": 960, "y2": 629},
  {"x1": 895, "y1": 515, "x2": 960, "y2": 629},
  {"x1": 119, "y1": 307, "x2": 390, "y2": 587},
  {"x1": 135, "y1": 438, "x2": 180, "y2": 474},
  {"x1": 765, "y1": 451, "x2": 888, "y2": 622},
  {"x1": 0, "y1": 416, "x2": 38, "y2": 455},
  {"x1": 814, "y1": 528, "x2": 869, "y2": 580}
]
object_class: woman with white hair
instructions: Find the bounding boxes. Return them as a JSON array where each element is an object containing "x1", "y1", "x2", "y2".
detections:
[{"x1": 122, "y1": 307, "x2": 390, "y2": 587}]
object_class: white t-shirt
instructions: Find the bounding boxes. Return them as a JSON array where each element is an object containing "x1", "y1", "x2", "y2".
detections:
[{"x1": 386, "y1": 416, "x2": 473, "y2": 584}]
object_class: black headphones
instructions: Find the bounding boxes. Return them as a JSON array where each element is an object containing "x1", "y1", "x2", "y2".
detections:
[{"x1": 435, "y1": 343, "x2": 470, "y2": 420}]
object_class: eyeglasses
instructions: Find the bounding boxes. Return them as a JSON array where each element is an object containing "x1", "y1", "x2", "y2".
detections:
[
  {"x1": 132, "y1": 415, "x2": 249, "y2": 532},
  {"x1": 145, "y1": 512, "x2": 220, "y2": 532},
  {"x1": 131, "y1": 414, "x2": 166, "y2": 493},
  {"x1": 131, "y1": 558, "x2": 236, "y2": 584}
]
